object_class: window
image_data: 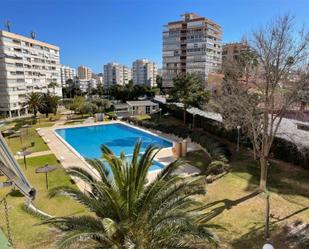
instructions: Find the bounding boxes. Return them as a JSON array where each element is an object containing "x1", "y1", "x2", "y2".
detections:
[{"x1": 146, "y1": 106, "x2": 150, "y2": 114}]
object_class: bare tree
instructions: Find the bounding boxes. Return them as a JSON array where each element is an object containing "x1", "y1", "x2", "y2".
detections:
[{"x1": 217, "y1": 14, "x2": 309, "y2": 191}]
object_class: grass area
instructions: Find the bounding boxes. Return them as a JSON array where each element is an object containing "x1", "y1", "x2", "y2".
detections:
[
  {"x1": 63, "y1": 120, "x2": 84, "y2": 125},
  {"x1": 68, "y1": 113, "x2": 91, "y2": 120},
  {"x1": 0, "y1": 154, "x2": 86, "y2": 249},
  {"x1": 134, "y1": 114, "x2": 151, "y2": 121},
  {"x1": 199, "y1": 150, "x2": 309, "y2": 249},
  {"x1": 2, "y1": 115, "x2": 59, "y2": 154},
  {"x1": 5, "y1": 126, "x2": 49, "y2": 154}
]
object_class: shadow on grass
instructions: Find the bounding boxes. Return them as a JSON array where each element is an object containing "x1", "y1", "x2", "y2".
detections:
[
  {"x1": 200, "y1": 191, "x2": 260, "y2": 222},
  {"x1": 230, "y1": 151, "x2": 309, "y2": 200},
  {"x1": 271, "y1": 205, "x2": 309, "y2": 224},
  {"x1": 8, "y1": 189, "x2": 24, "y2": 198},
  {"x1": 231, "y1": 205, "x2": 309, "y2": 249}
]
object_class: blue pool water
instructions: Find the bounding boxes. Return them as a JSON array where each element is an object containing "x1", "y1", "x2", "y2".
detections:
[{"x1": 55, "y1": 123, "x2": 171, "y2": 171}]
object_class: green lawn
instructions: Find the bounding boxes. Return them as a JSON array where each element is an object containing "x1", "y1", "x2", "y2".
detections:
[
  {"x1": 134, "y1": 114, "x2": 151, "y2": 121},
  {"x1": 5, "y1": 126, "x2": 49, "y2": 154},
  {"x1": 63, "y1": 120, "x2": 84, "y2": 125},
  {"x1": 2, "y1": 115, "x2": 58, "y2": 154},
  {"x1": 0, "y1": 154, "x2": 86, "y2": 249},
  {"x1": 197, "y1": 150, "x2": 309, "y2": 249}
]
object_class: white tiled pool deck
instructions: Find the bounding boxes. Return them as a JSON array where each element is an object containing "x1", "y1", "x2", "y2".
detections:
[{"x1": 37, "y1": 121, "x2": 200, "y2": 191}]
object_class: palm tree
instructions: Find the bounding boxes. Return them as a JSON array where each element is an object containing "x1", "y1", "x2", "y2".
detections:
[
  {"x1": 25, "y1": 92, "x2": 42, "y2": 118},
  {"x1": 43, "y1": 141, "x2": 218, "y2": 248},
  {"x1": 191, "y1": 138, "x2": 230, "y2": 179}
]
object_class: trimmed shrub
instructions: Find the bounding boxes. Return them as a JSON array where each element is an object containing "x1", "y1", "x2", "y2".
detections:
[{"x1": 159, "y1": 103, "x2": 309, "y2": 170}]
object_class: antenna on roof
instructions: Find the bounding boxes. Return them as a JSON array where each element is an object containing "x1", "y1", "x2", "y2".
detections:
[
  {"x1": 30, "y1": 31, "x2": 36, "y2": 39},
  {"x1": 5, "y1": 20, "x2": 11, "y2": 32}
]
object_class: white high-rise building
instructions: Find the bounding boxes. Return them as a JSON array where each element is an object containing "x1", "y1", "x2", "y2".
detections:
[
  {"x1": 103, "y1": 62, "x2": 131, "y2": 86},
  {"x1": 132, "y1": 59, "x2": 158, "y2": 87},
  {"x1": 162, "y1": 13, "x2": 222, "y2": 88},
  {"x1": 60, "y1": 65, "x2": 76, "y2": 86},
  {"x1": 0, "y1": 30, "x2": 62, "y2": 117}
]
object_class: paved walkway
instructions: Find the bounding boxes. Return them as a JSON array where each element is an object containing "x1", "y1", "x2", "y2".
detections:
[{"x1": 15, "y1": 150, "x2": 52, "y2": 159}]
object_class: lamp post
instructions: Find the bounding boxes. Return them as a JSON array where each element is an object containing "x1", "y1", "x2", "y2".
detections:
[
  {"x1": 263, "y1": 243, "x2": 274, "y2": 249},
  {"x1": 22, "y1": 124, "x2": 30, "y2": 136},
  {"x1": 265, "y1": 191, "x2": 271, "y2": 239},
  {"x1": 17, "y1": 149, "x2": 32, "y2": 170},
  {"x1": 192, "y1": 113, "x2": 196, "y2": 129},
  {"x1": 237, "y1": 125, "x2": 241, "y2": 152}
]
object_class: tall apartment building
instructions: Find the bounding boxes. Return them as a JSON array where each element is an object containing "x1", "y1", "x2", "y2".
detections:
[
  {"x1": 60, "y1": 65, "x2": 76, "y2": 86},
  {"x1": 132, "y1": 59, "x2": 158, "y2": 87},
  {"x1": 222, "y1": 42, "x2": 249, "y2": 62},
  {"x1": 0, "y1": 30, "x2": 61, "y2": 117},
  {"x1": 103, "y1": 62, "x2": 131, "y2": 86},
  {"x1": 162, "y1": 13, "x2": 222, "y2": 88},
  {"x1": 77, "y1": 65, "x2": 92, "y2": 80}
]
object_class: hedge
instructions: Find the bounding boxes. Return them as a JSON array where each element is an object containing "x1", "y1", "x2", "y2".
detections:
[
  {"x1": 124, "y1": 117, "x2": 232, "y2": 161},
  {"x1": 157, "y1": 104, "x2": 309, "y2": 170}
]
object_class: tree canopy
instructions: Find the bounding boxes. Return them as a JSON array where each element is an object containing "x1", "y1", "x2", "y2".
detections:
[
  {"x1": 170, "y1": 73, "x2": 210, "y2": 124},
  {"x1": 217, "y1": 14, "x2": 309, "y2": 191}
]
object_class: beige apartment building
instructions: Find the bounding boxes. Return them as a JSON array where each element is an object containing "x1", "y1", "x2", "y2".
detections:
[
  {"x1": 77, "y1": 65, "x2": 92, "y2": 80},
  {"x1": 103, "y1": 62, "x2": 131, "y2": 86},
  {"x1": 0, "y1": 30, "x2": 61, "y2": 117},
  {"x1": 132, "y1": 59, "x2": 158, "y2": 87},
  {"x1": 162, "y1": 13, "x2": 222, "y2": 88},
  {"x1": 60, "y1": 65, "x2": 76, "y2": 86},
  {"x1": 222, "y1": 42, "x2": 249, "y2": 62}
]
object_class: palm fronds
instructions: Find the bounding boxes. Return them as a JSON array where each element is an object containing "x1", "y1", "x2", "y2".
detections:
[{"x1": 40, "y1": 140, "x2": 218, "y2": 248}]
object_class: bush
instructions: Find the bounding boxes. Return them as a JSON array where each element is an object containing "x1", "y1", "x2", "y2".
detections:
[
  {"x1": 160, "y1": 103, "x2": 309, "y2": 170},
  {"x1": 271, "y1": 137, "x2": 309, "y2": 170}
]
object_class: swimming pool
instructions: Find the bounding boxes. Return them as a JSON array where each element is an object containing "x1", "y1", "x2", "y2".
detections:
[{"x1": 55, "y1": 123, "x2": 172, "y2": 171}]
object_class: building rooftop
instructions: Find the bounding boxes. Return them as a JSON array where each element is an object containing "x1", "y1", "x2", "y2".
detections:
[
  {"x1": 127, "y1": 101, "x2": 158, "y2": 106},
  {"x1": 0, "y1": 30, "x2": 59, "y2": 50},
  {"x1": 114, "y1": 103, "x2": 129, "y2": 109}
]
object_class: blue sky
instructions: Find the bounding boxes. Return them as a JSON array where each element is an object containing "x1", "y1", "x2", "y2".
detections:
[{"x1": 1, "y1": 0, "x2": 309, "y2": 72}]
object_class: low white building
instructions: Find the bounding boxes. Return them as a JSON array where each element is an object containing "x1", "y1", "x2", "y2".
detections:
[
  {"x1": 114, "y1": 100, "x2": 159, "y2": 116},
  {"x1": 127, "y1": 101, "x2": 159, "y2": 115}
]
